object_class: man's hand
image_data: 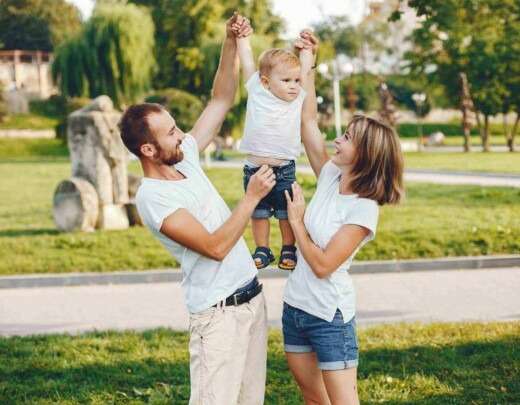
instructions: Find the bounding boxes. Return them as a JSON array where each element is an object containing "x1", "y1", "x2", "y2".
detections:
[
  {"x1": 246, "y1": 165, "x2": 276, "y2": 202},
  {"x1": 227, "y1": 12, "x2": 253, "y2": 39},
  {"x1": 284, "y1": 182, "x2": 306, "y2": 225}
]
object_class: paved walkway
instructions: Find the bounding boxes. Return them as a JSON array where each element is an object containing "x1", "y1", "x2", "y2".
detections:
[
  {"x1": 204, "y1": 160, "x2": 520, "y2": 188},
  {"x1": 1, "y1": 267, "x2": 518, "y2": 337}
]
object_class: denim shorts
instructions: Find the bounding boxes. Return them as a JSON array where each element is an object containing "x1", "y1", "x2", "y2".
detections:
[
  {"x1": 282, "y1": 303, "x2": 358, "y2": 370},
  {"x1": 243, "y1": 161, "x2": 296, "y2": 220}
]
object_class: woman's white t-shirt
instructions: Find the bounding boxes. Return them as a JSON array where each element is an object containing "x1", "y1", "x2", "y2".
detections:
[
  {"x1": 283, "y1": 160, "x2": 379, "y2": 322},
  {"x1": 239, "y1": 72, "x2": 306, "y2": 161}
]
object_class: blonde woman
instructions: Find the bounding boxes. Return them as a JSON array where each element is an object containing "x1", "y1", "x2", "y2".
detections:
[{"x1": 282, "y1": 31, "x2": 405, "y2": 405}]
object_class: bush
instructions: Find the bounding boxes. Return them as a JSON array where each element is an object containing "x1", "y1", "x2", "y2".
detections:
[
  {"x1": 397, "y1": 123, "x2": 480, "y2": 137},
  {"x1": 145, "y1": 88, "x2": 203, "y2": 131}
]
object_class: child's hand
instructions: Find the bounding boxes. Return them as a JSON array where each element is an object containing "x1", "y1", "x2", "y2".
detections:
[
  {"x1": 231, "y1": 14, "x2": 253, "y2": 38},
  {"x1": 285, "y1": 182, "x2": 306, "y2": 225}
]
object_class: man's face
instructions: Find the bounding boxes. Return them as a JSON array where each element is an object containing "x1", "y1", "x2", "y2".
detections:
[{"x1": 146, "y1": 110, "x2": 185, "y2": 165}]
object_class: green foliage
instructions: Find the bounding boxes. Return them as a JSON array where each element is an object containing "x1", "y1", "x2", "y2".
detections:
[
  {"x1": 402, "y1": 0, "x2": 520, "y2": 145},
  {"x1": 52, "y1": 3, "x2": 155, "y2": 107},
  {"x1": 130, "y1": 0, "x2": 283, "y2": 95},
  {"x1": 0, "y1": 324, "x2": 519, "y2": 403},
  {"x1": 145, "y1": 88, "x2": 204, "y2": 132},
  {"x1": 0, "y1": 0, "x2": 82, "y2": 51},
  {"x1": 397, "y1": 123, "x2": 479, "y2": 137}
]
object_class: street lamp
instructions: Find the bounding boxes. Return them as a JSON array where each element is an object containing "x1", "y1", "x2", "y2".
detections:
[
  {"x1": 318, "y1": 54, "x2": 354, "y2": 138},
  {"x1": 412, "y1": 92, "x2": 426, "y2": 150}
]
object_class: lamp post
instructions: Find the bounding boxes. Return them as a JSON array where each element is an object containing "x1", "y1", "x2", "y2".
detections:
[
  {"x1": 318, "y1": 54, "x2": 354, "y2": 138},
  {"x1": 412, "y1": 92, "x2": 426, "y2": 150}
]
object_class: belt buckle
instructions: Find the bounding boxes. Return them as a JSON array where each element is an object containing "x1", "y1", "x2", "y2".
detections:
[{"x1": 232, "y1": 293, "x2": 240, "y2": 306}]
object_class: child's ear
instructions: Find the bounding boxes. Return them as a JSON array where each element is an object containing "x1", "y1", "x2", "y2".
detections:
[{"x1": 260, "y1": 75, "x2": 270, "y2": 88}]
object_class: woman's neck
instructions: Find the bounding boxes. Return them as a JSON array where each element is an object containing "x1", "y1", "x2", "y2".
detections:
[{"x1": 338, "y1": 166, "x2": 355, "y2": 195}]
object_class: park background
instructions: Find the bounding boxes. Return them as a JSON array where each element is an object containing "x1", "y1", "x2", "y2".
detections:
[{"x1": 0, "y1": 0, "x2": 519, "y2": 403}]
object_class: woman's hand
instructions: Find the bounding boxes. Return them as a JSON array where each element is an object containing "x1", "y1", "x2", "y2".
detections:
[{"x1": 284, "y1": 182, "x2": 306, "y2": 225}]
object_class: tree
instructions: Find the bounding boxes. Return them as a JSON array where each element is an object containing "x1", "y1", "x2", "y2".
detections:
[
  {"x1": 396, "y1": 0, "x2": 519, "y2": 151},
  {"x1": 0, "y1": 0, "x2": 82, "y2": 51},
  {"x1": 129, "y1": 0, "x2": 283, "y2": 95},
  {"x1": 52, "y1": 2, "x2": 155, "y2": 107}
]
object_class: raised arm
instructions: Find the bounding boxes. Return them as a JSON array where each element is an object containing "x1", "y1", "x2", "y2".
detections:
[
  {"x1": 191, "y1": 13, "x2": 246, "y2": 151},
  {"x1": 236, "y1": 29, "x2": 256, "y2": 82},
  {"x1": 296, "y1": 31, "x2": 329, "y2": 178},
  {"x1": 161, "y1": 166, "x2": 275, "y2": 261}
]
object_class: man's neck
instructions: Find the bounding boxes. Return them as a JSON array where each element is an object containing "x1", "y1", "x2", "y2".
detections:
[{"x1": 141, "y1": 160, "x2": 185, "y2": 181}]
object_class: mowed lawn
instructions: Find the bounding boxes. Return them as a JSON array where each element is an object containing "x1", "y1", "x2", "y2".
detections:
[
  {"x1": 1, "y1": 322, "x2": 519, "y2": 404},
  {"x1": 0, "y1": 138, "x2": 519, "y2": 275}
]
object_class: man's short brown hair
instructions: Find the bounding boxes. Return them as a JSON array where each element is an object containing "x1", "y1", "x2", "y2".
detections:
[
  {"x1": 258, "y1": 48, "x2": 300, "y2": 77},
  {"x1": 118, "y1": 103, "x2": 165, "y2": 157}
]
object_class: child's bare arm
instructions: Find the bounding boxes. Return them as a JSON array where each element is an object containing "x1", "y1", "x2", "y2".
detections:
[{"x1": 237, "y1": 35, "x2": 256, "y2": 82}]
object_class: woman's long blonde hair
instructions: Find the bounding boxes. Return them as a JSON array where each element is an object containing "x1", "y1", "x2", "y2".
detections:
[{"x1": 346, "y1": 115, "x2": 404, "y2": 205}]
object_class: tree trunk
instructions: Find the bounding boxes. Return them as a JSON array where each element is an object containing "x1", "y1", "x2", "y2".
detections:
[
  {"x1": 509, "y1": 112, "x2": 519, "y2": 152},
  {"x1": 482, "y1": 115, "x2": 490, "y2": 152},
  {"x1": 459, "y1": 73, "x2": 474, "y2": 153},
  {"x1": 475, "y1": 111, "x2": 484, "y2": 147}
]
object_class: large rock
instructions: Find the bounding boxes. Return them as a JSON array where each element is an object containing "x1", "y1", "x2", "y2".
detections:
[
  {"x1": 53, "y1": 177, "x2": 99, "y2": 232},
  {"x1": 68, "y1": 96, "x2": 129, "y2": 207}
]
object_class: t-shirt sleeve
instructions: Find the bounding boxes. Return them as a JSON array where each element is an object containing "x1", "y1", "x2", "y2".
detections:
[
  {"x1": 245, "y1": 71, "x2": 261, "y2": 93},
  {"x1": 317, "y1": 160, "x2": 338, "y2": 184},
  {"x1": 181, "y1": 133, "x2": 200, "y2": 166},
  {"x1": 343, "y1": 199, "x2": 379, "y2": 241},
  {"x1": 137, "y1": 190, "x2": 184, "y2": 233}
]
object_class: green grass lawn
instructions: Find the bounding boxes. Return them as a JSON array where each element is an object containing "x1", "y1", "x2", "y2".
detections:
[
  {"x1": 1, "y1": 322, "x2": 518, "y2": 404},
  {"x1": 0, "y1": 113, "x2": 59, "y2": 130},
  {"x1": 1, "y1": 152, "x2": 519, "y2": 275},
  {"x1": 404, "y1": 152, "x2": 520, "y2": 174}
]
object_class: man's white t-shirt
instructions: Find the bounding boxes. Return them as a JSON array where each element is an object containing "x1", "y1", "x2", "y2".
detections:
[
  {"x1": 136, "y1": 134, "x2": 257, "y2": 314},
  {"x1": 239, "y1": 71, "x2": 306, "y2": 161},
  {"x1": 283, "y1": 160, "x2": 379, "y2": 322}
]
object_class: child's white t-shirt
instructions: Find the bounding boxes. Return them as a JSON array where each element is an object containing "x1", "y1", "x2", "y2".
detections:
[
  {"x1": 135, "y1": 134, "x2": 257, "y2": 314},
  {"x1": 239, "y1": 72, "x2": 306, "y2": 161},
  {"x1": 283, "y1": 160, "x2": 379, "y2": 323}
]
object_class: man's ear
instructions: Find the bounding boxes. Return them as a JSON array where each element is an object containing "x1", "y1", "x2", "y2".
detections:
[
  {"x1": 260, "y1": 75, "x2": 270, "y2": 89},
  {"x1": 140, "y1": 143, "x2": 156, "y2": 158}
]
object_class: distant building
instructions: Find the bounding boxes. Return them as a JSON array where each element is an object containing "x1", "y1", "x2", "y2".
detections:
[
  {"x1": 0, "y1": 50, "x2": 55, "y2": 113},
  {"x1": 358, "y1": 0, "x2": 419, "y2": 75}
]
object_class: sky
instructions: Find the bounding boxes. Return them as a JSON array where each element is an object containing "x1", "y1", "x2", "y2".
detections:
[{"x1": 66, "y1": 0, "x2": 367, "y2": 37}]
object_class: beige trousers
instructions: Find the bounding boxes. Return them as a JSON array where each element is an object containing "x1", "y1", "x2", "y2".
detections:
[{"x1": 188, "y1": 291, "x2": 268, "y2": 405}]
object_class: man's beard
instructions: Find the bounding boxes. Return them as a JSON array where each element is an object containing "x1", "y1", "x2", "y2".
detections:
[{"x1": 153, "y1": 142, "x2": 184, "y2": 166}]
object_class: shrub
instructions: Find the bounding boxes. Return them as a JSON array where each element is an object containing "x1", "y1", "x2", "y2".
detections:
[{"x1": 145, "y1": 88, "x2": 203, "y2": 132}]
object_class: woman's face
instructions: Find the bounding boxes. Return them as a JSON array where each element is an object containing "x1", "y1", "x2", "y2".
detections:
[{"x1": 331, "y1": 130, "x2": 356, "y2": 168}]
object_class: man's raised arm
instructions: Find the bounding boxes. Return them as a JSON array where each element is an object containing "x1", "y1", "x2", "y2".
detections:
[{"x1": 191, "y1": 13, "x2": 251, "y2": 151}]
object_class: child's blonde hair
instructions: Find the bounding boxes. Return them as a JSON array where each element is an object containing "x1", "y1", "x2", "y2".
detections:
[
  {"x1": 346, "y1": 115, "x2": 404, "y2": 205},
  {"x1": 258, "y1": 48, "x2": 300, "y2": 77}
]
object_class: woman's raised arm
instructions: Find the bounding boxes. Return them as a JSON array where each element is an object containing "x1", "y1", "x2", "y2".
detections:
[{"x1": 297, "y1": 30, "x2": 329, "y2": 178}]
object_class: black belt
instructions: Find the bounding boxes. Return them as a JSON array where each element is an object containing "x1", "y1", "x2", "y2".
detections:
[{"x1": 213, "y1": 280, "x2": 263, "y2": 307}]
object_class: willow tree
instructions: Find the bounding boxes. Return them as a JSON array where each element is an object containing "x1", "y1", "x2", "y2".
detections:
[{"x1": 52, "y1": 3, "x2": 155, "y2": 107}]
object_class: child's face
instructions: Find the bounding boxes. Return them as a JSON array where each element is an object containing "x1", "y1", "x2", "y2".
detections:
[{"x1": 261, "y1": 64, "x2": 301, "y2": 102}]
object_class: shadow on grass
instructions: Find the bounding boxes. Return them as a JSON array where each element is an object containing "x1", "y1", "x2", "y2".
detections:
[
  {"x1": 0, "y1": 330, "x2": 518, "y2": 404},
  {"x1": 0, "y1": 228, "x2": 59, "y2": 237}
]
